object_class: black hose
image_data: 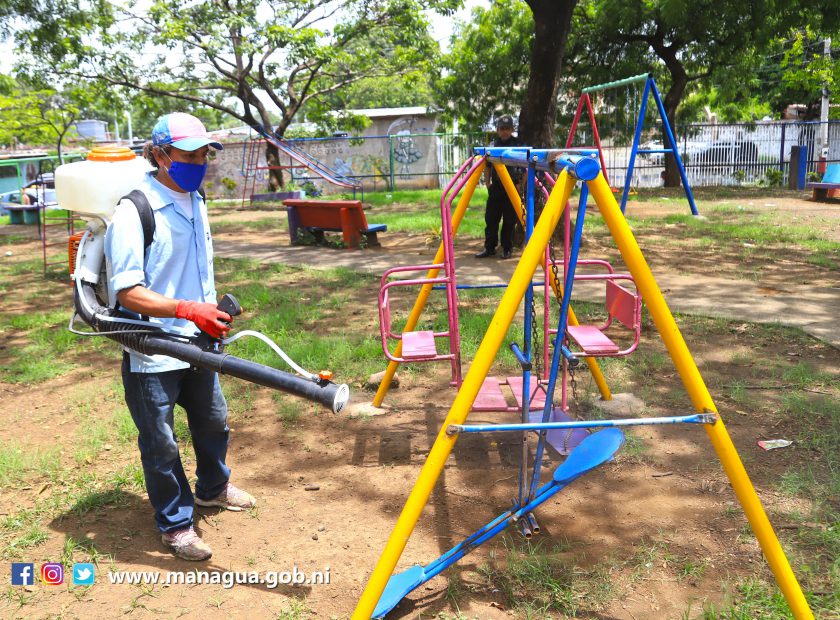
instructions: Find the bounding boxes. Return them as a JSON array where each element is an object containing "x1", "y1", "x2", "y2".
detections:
[{"x1": 75, "y1": 282, "x2": 349, "y2": 413}]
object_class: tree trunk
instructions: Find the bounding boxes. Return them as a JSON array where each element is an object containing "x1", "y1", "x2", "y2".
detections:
[
  {"x1": 661, "y1": 78, "x2": 688, "y2": 187},
  {"x1": 519, "y1": 0, "x2": 578, "y2": 148},
  {"x1": 652, "y1": 42, "x2": 689, "y2": 187},
  {"x1": 264, "y1": 141, "x2": 283, "y2": 191}
]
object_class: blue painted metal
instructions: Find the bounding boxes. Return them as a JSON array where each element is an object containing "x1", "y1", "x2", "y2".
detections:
[
  {"x1": 431, "y1": 281, "x2": 545, "y2": 291},
  {"x1": 560, "y1": 344, "x2": 579, "y2": 367},
  {"x1": 526, "y1": 185, "x2": 589, "y2": 502},
  {"x1": 648, "y1": 79, "x2": 699, "y2": 215},
  {"x1": 474, "y1": 147, "x2": 601, "y2": 180},
  {"x1": 448, "y1": 413, "x2": 717, "y2": 435},
  {"x1": 372, "y1": 429, "x2": 626, "y2": 618},
  {"x1": 509, "y1": 342, "x2": 531, "y2": 370},
  {"x1": 621, "y1": 77, "x2": 652, "y2": 213},
  {"x1": 518, "y1": 157, "x2": 537, "y2": 507}
]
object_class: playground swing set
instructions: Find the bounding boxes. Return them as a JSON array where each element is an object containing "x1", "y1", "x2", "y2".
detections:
[
  {"x1": 567, "y1": 73, "x2": 699, "y2": 215},
  {"x1": 359, "y1": 146, "x2": 813, "y2": 617}
]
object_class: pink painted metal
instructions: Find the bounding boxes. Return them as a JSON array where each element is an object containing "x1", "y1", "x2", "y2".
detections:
[
  {"x1": 558, "y1": 274, "x2": 642, "y2": 358},
  {"x1": 507, "y1": 375, "x2": 547, "y2": 409},
  {"x1": 377, "y1": 156, "x2": 486, "y2": 386},
  {"x1": 402, "y1": 330, "x2": 438, "y2": 360},
  {"x1": 472, "y1": 378, "x2": 510, "y2": 411},
  {"x1": 565, "y1": 93, "x2": 610, "y2": 187},
  {"x1": 566, "y1": 325, "x2": 620, "y2": 355},
  {"x1": 606, "y1": 280, "x2": 638, "y2": 330}
]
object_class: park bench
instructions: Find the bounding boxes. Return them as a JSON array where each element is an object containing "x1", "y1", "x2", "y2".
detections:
[
  {"x1": 807, "y1": 163, "x2": 840, "y2": 201},
  {"x1": 282, "y1": 199, "x2": 387, "y2": 249},
  {"x1": 4, "y1": 204, "x2": 41, "y2": 226}
]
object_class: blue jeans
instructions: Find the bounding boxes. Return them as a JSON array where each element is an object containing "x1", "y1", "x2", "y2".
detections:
[{"x1": 122, "y1": 354, "x2": 230, "y2": 532}]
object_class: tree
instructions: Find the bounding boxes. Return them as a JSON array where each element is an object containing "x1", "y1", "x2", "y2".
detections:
[
  {"x1": 0, "y1": 78, "x2": 108, "y2": 161},
  {"x1": 16, "y1": 0, "x2": 457, "y2": 189},
  {"x1": 517, "y1": 0, "x2": 577, "y2": 147},
  {"x1": 436, "y1": 0, "x2": 534, "y2": 133},
  {"x1": 339, "y1": 72, "x2": 434, "y2": 110},
  {"x1": 574, "y1": 0, "x2": 823, "y2": 185}
]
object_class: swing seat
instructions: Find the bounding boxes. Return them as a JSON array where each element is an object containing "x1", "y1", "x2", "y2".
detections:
[
  {"x1": 401, "y1": 330, "x2": 438, "y2": 360},
  {"x1": 567, "y1": 279, "x2": 641, "y2": 357},
  {"x1": 566, "y1": 325, "x2": 620, "y2": 355}
]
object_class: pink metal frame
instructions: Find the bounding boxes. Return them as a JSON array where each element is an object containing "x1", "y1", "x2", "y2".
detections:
[
  {"x1": 377, "y1": 156, "x2": 486, "y2": 387},
  {"x1": 565, "y1": 93, "x2": 611, "y2": 187}
]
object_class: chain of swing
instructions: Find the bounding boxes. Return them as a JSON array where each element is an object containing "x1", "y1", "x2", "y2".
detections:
[{"x1": 518, "y1": 174, "x2": 580, "y2": 412}]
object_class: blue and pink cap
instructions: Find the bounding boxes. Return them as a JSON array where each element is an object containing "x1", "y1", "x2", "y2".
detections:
[{"x1": 151, "y1": 112, "x2": 224, "y2": 151}]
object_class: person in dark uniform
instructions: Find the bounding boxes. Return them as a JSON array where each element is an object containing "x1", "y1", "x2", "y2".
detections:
[{"x1": 476, "y1": 115, "x2": 523, "y2": 259}]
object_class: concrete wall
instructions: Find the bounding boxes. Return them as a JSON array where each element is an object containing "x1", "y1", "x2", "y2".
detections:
[{"x1": 206, "y1": 112, "x2": 446, "y2": 197}]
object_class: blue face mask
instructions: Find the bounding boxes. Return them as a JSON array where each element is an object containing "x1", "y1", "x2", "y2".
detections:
[{"x1": 163, "y1": 153, "x2": 207, "y2": 192}]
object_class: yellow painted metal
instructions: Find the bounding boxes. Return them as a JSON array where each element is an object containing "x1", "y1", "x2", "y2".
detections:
[
  {"x1": 372, "y1": 158, "x2": 486, "y2": 407},
  {"x1": 352, "y1": 171, "x2": 576, "y2": 620},
  {"x1": 587, "y1": 173, "x2": 814, "y2": 620},
  {"x1": 492, "y1": 163, "x2": 612, "y2": 400}
]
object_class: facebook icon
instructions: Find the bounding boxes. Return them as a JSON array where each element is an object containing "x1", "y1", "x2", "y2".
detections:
[{"x1": 11, "y1": 563, "x2": 34, "y2": 586}]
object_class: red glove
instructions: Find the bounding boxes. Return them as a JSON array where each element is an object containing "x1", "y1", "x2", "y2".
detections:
[{"x1": 175, "y1": 300, "x2": 232, "y2": 339}]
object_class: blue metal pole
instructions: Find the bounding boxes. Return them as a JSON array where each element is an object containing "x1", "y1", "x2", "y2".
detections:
[
  {"x1": 779, "y1": 123, "x2": 787, "y2": 175},
  {"x1": 518, "y1": 156, "x2": 537, "y2": 507},
  {"x1": 431, "y1": 281, "x2": 545, "y2": 291},
  {"x1": 474, "y1": 148, "x2": 601, "y2": 180},
  {"x1": 649, "y1": 78, "x2": 699, "y2": 215},
  {"x1": 620, "y1": 78, "x2": 652, "y2": 213},
  {"x1": 526, "y1": 185, "x2": 589, "y2": 502},
  {"x1": 449, "y1": 413, "x2": 717, "y2": 434}
]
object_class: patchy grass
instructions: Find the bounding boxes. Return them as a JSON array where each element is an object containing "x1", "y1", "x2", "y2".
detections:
[{"x1": 479, "y1": 535, "x2": 615, "y2": 617}]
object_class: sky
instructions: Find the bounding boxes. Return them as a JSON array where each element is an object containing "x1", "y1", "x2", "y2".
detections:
[{"x1": 0, "y1": 0, "x2": 482, "y2": 74}]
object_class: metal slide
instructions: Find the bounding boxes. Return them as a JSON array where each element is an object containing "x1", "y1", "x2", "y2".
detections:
[{"x1": 258, "y1": 129, "x2": 362, "y2": 190}]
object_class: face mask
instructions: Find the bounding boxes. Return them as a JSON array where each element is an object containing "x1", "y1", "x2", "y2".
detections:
[{"x1": 162, "y1": 152, "x2": 208, "y2": 192}]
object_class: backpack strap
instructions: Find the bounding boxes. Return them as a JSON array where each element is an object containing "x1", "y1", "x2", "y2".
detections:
[{"x1": 120, "y1": 189, "x2": 155, "y2": 253}]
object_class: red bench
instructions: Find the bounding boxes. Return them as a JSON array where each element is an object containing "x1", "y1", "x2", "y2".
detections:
[{"x1": 281, "y1": 199, "x2": 386, "y2": 249}]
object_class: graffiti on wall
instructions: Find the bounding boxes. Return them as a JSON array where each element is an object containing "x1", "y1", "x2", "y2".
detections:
[{"x1": 387, "y1": 117, "x2": 424, "y2": 176}]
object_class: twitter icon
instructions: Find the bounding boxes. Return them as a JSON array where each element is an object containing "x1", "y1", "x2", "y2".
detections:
[{"x1": 72, "y1": 563, "x2": 95, "y2": 586}]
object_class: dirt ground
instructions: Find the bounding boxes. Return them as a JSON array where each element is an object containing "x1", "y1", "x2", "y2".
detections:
[{"x1": 0, "y1": 190, "x2": 838, "y2": 619}]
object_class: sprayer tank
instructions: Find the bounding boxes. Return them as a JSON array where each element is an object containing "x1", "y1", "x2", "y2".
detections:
[{"x1": 56, "y1": 146, "x2": 152, "y2": 217}]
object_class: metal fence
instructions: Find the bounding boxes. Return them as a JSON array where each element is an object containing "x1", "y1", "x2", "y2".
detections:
[
  {"x1": 573, "y1": 120, "x2": 840, "y2": 189},
  {"x1": 222, "y1": 121, "x2": 840, "y2": 196}
]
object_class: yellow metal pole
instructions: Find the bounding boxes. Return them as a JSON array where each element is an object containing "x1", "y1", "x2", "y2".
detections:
[
  {"x1": 493, "y1": 163, "x2": 612, "y2": 400},
  {"x1": 372, "y1": 159, "x2": 486, "y2": 407},
  {"x1": 587, "y1": 173, "x2": 813, "y2": 620},
  {"x1": 352, "y1": 171, "x2": 576, "y2": 620}
]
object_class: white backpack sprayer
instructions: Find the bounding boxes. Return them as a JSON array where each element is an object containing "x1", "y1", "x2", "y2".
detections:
[{"x1": 57, "y1": 145, "x2": 349, "y2": 413}]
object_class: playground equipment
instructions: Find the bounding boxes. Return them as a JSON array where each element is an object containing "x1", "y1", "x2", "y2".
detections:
[
  {"x1": 567, "y1": 73, "x2": 699, "y2": 215},
  {"x1": 240, "y1": 128, "x2": 361, "y2": 207},
  {"x1": 57, "y1": 146, "x2": 350, "y2": 414},
  {"x1": 355, "y1": 149, "x2": 813, "y2": 619},
  {"x1": 374, "y1": 154, "x2": 613, "y2": 408}
]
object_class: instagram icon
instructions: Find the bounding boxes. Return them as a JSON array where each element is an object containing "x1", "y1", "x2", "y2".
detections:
[{"x1": 41, "y1": 563, "x2": 64, "y2": 585}]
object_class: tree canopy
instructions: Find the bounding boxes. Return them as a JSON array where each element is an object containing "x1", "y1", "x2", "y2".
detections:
[
  {"x1": 11, "y1": 0, "x2": 456, "y2": 185},
  {"x1": 436, "y1": 0, "x2": 533, "y2": 133}
]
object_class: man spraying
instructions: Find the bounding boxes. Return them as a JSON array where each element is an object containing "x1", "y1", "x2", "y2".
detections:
[{"x1": 105, "y1": 113, "x2": 255, "y2": 561}]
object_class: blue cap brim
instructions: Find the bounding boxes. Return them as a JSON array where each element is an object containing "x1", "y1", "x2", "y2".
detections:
[{"x1": 170, "y1": 137, "x2": 224, "y2": 151}]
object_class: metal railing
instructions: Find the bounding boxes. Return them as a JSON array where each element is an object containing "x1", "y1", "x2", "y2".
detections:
[
  {"x1": 228, "y1": 121, "x2": 839, "y2": 195},
  {"x1": 574, "y1": 120, "x2": 840, "y2": 189}
]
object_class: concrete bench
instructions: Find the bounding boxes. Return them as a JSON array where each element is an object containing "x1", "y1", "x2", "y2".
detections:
[
  {"x1": 807, "y1": 163, "x2": 840, "y2": 201},
  {"x1": 4, "y1": 204, "x2": 40, "y2": 225}
]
